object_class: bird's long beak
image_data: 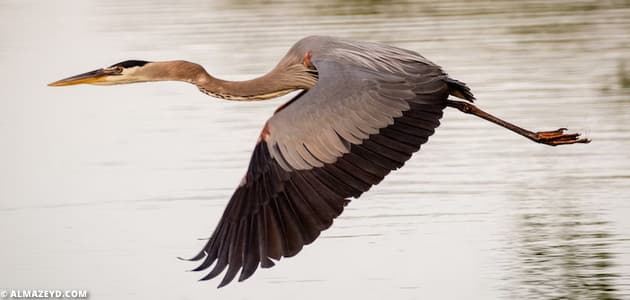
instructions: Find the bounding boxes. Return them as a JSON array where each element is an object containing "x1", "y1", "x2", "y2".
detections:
[{"x1": 48, "y1": 68, "x2": 107, "y2": 86}]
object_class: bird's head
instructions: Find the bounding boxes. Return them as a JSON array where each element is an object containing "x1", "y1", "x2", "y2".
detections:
[{"x1": 48, "y1": 60, "x2": 154, "y2": 86}]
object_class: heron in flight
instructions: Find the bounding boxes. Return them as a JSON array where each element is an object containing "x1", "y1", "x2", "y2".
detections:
[{"x1": 49, "y1": 35, "x2": 589, "y2": 287}]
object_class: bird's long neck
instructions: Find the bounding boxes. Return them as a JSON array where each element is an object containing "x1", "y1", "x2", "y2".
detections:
[{"x1": 149, "y1": 60, "x2": 318, "y2": 101}]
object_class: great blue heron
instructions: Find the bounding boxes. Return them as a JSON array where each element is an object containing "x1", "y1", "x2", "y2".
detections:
[{"x1": 49, "y1": 35, "x2": 589, "y2": 287}]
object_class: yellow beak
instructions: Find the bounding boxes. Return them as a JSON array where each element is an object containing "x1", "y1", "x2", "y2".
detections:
[{"x1": 48, "y1": 68, "x2": 107, "y2": 86}]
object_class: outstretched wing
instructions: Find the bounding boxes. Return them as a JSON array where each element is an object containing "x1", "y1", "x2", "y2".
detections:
[{"x1": 189, "y1": 43, "x2": 461, "y2": 287}]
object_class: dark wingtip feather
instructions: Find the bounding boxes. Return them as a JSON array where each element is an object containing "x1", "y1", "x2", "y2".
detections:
[
  {"x1": 199, "y1": 262, "x2": 226, "y2": 281},
  {"x1": 217, "y1": 267, "x2": 240, "y2": 288},
  {"x1": 260, "y1": 257, "x2": 275, "y2": 268},
  {"x1": 446, "y1": 77, "x2": 475, "y2": 102},
  {"x1": 191, "y1": 260, "x2": 214, "y2": 272},
  {"x1": 178, "y1": 250, "x2": 207, "y2": 262},
  {"x1": 238, "y1": 261, "x2": 259, "y2": 282}
]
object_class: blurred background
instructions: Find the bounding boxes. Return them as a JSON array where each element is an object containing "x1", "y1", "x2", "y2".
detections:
[{"x1": 1, "y1": 0, "x2": 629, "y2": 299}]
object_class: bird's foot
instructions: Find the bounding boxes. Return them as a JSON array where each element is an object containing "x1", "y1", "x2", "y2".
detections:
[{"x1": 534, "y1": 128, "x2": 591, "y2": 146}]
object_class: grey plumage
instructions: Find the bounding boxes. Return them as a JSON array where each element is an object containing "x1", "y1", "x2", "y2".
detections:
[{"x1": 267, "y1": 36, "x2": 452, "y2": 171}]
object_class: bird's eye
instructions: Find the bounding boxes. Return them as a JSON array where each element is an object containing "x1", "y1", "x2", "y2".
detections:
[{"x1": 105, "y1": 66, "x2": 124, "y2": 75}]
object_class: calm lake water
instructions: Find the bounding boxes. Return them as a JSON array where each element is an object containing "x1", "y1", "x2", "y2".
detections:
[{"x1": 1, "y1": 0, "x2": 629, "y2": 299}]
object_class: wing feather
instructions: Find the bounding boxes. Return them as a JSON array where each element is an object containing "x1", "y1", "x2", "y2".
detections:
[
  {"x1": 189, "y1": 36, "x2": 474, "y2": 287},
  {"x1": 238, "y1": 216, "x2": 259, "y2": 282}
]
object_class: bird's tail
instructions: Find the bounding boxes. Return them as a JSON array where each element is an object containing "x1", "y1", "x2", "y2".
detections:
[{"x1": 446, "y1": 77, "x2": 475, "y2": 102}]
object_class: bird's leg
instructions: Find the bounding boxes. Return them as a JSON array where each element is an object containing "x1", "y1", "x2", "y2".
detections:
[{"x1": 445, "y1": 99, "x2": 590, "y2": 146}]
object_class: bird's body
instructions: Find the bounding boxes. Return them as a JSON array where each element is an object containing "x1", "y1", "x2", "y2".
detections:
[
  {"x1": 190, "y1": 36, "x2": 472, "y2": 286},
  {"x1": 49, "y1": 35, "x2": 589, "y2": 287}
]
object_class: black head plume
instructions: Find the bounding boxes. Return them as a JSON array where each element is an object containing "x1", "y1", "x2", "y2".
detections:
[{"x1": 109, "y1": 60, "x2": 151, "y2": 68}]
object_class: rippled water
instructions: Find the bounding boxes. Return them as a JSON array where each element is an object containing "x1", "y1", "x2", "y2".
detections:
[{"x1": 1, "y1": 0, "x2": 629, "y2": 299}]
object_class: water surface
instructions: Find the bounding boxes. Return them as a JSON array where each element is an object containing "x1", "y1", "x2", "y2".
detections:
[{"x1": 1, "y1": 0, "x2": 629, "y2": 299}]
